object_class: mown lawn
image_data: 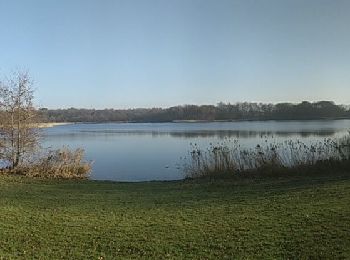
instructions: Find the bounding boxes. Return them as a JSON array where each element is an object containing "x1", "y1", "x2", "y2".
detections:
[{"x1": 0, "y1": 172, "x2": 349, "y2": 259}]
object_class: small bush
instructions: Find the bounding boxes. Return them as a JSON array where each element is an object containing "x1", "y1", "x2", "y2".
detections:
[{"x1": 8, "y1": 147, "x2": 91, "y2": 179}]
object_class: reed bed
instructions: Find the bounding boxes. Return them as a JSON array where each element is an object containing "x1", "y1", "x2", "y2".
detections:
[{"x1": 184, "y1": 134, "x2": 350, "y2": 178}]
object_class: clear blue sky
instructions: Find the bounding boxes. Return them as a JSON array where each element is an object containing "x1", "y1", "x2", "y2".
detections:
[{"x1": 0, "y1": 0, "x2": 349, "y2": 108}]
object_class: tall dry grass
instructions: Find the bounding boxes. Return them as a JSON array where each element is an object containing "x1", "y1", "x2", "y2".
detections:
[
  {"x1": 184, "y1": 134, "x2": 350, "y2": 178},
  {"x1": 5, "y1": 147, "x2": 92, "y2": 179}
]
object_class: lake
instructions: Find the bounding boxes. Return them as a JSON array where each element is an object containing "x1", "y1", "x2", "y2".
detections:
[{"x1": 42, "y1": 120, "x2": 350, "y2": 181}]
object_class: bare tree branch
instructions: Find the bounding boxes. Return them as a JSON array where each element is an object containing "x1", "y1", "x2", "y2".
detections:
[{"x1": 0, "y1": 70, "x2": 40, "y2": 168}]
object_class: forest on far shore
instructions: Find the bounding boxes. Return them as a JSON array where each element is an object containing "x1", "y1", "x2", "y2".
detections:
[{"x1": 40, "y1": 101, "x2": 350, "y2": 123}]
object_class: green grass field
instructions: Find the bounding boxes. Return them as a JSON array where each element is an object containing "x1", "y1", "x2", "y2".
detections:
[{"x1": 0, "y1": 172, "x2": 349, "y2": 259}]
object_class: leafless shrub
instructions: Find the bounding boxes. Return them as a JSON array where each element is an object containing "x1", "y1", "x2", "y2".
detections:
[
  {"x1": 0, "y1": 71, "x2": 91, "y2": 179},
  {"x1": 9, "y1": 147, "x2": 92, "y2": 179}
]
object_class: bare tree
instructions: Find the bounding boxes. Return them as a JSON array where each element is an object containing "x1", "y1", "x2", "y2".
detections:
[{"x1": 0, "y1": 71, "x2": 40, "y2": 169}]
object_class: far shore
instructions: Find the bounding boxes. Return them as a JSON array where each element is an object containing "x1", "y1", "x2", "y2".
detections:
[
  {"x1": 36, "y1": 122, "x2": 72, "y2": 128},
  {"x1": 41, "y1": 117, "x2": 350, "y2": 125}
]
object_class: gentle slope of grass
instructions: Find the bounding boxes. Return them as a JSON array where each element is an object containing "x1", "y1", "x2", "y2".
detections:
[{"x1": 0, "y1": 172, "x2": 349, "y2": 259}]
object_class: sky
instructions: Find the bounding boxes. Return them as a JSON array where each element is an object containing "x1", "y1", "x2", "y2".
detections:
[{"x1": 0, "y1": 0, "x2": 350, "y2": 109}]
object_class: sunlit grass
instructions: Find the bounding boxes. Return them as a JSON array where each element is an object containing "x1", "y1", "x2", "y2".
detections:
[{"x1": 0, "y1": 171, "x2": 349, "y2": 259}]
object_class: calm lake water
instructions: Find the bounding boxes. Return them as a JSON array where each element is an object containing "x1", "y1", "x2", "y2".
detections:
[{"x1": 42, "y1": 120, "x2": 350, "y2": 181}]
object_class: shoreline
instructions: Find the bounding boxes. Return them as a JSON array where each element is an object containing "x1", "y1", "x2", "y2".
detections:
[
  {"x1": 36, "y1": 122, "x2": 72, "y2": 128},
  {"x1": 43, "y1": 117, "x2": 350, "y2": 125}
]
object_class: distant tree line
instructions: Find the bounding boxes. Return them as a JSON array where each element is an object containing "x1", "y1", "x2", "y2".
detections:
[{"x1": 39, "y1": 101, "x2": 350, "y2": 123}]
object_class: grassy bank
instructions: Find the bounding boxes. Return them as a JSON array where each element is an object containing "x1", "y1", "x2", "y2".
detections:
[{"x1": 0, "y1": 172, "x2": 350, "y2": 259}]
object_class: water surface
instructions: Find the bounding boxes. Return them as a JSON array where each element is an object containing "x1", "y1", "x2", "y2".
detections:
[{"x1": 43, "y1": 120, "x2": 350, "y2": 181}]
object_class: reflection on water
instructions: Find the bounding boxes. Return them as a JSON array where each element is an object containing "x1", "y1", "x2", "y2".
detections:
[
  {"x1": 79, "y1": 129, "x2": 338, "y2": 138},
  {"x1": 42, "y1": 120, "x2": 350, "y2": 181}
]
